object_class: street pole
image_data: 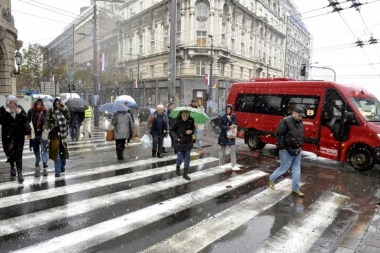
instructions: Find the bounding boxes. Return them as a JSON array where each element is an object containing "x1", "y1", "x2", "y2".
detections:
[
  {"x1": 208, "y1": 35, "x2": 213, "y2": 116},
  {"x1": 137, "y1": 54, "x2": 140, "y2": 105},
  {"x1": 93, "y1": 1, "x2": 100, "y2": 127},
  {"x1": 169, "y1": 0, "x2": 177, "y2": 103},
  {"x1": 308, "y1": 66, "x2": 336, "y2": 82}
]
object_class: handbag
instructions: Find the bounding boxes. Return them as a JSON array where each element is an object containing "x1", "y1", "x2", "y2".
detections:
[
  {"x1": 163, "y1": 135, "x2": 172, "y2": 148},
  {"x1": 42, "y1": 129, "x2": 50, "y2": 141},
  {"x1": 106, "y1": 126, "x2": 114, "y2": 141},
  {"x1": 30, "y1": 122, "x2": 36, "y2": 140},
  {"x1": 287, "y1": 148, "x2": 300, "y2": 156},
  {"x1": 23, "y1": 121, "x2": 31, "y2": 136},
  {"x1": 226, "y1": 127, "x2": 237, "y2": 139}
]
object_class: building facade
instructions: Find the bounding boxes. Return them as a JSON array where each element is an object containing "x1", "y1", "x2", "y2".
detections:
[
  {"x1": 0, "y1": 0, "x2": 22, "y2": 94},
  {"x1": 117, "y1": 0, "x2": 289, "y2": 111},
  {"x1": 280, "y1": 0, "x2": 311, "y2": 79}
]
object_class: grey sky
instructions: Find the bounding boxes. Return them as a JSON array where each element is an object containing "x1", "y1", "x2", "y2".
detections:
[{"x1": 12, "y1": 0, "x2": 380, "y2": 96}]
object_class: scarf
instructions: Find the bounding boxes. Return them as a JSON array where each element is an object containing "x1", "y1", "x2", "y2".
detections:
[{"x1": 53, "y1": 109, "x2": 67, "y2": 139}]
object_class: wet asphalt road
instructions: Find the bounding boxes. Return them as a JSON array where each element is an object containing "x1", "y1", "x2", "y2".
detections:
[{"x1": 0, "y1": 122, "x2": 379, "y2": 253}]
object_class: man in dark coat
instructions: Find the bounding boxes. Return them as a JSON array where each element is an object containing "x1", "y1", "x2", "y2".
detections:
[
  {"x1": 269, "y1": 106, "x2": 305, "y2": 197},
  {"x1": 170, "y1": 110, "x2": 195, "y2": 180},
  {"x1": 0, "y1": 95, "x2": 28, "y2": 183},
  {"x1": 70, "y1": 111, "x2": 85, "y2": 141},
  {"x1": 147, "y1": 105, "x2": 169, "y2": 158}
]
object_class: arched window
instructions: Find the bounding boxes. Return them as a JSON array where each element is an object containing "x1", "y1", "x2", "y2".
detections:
[{"x1": 197, "y1": 2, "x2": 208, "y2": 19}]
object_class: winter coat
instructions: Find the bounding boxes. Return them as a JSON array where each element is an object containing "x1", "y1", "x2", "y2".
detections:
[
  {"x1": 148, "y1": 111, "x2": 169, "y2": 136},
  {"x1": 165, "y1": 109, "x2": 175, "y2": 127},
  {"x1": 28, "y1": 100, "x2": 47, "y2": 137},
  {"x1": 0, "y1": 95, "x2": 28, "y2": 162},
  {"x1": 70, "y1": 111, "x2": 85, "y2": 126},
  {"x1": 170, "y1": 116, "x2": 195, "y2": 152},
  {"x1": 218, "y1": 105, "x2": 237, "y2": 146},
  {"x1": 276, "y1": 116, "x2": 304, "y2": 150},
  {"x1": 44, "y1": 98, "x2": 71, "y2": 161},
  {"x1": 111, "y1": 111, "x2": 134, "y2": 140}
]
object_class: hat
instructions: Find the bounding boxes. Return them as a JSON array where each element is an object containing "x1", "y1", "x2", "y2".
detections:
[{"x1": 294, "y1": 107, "x2": 305, "y2": 117}]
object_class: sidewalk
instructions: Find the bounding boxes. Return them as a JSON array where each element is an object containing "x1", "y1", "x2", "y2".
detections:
[{"x1": 336, "y1": 205, "x2": 380, "y2": 253}]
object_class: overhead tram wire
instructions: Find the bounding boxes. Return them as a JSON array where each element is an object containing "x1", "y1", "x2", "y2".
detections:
[
  {"x1": 29, "y1": 0, "x2": 79, "y2": 17},
  {"x1": 16, "y1": 0, "x2": 78, "y2": 19},
  {"x1": 12, "y1": 10, "x2": 72, "y2": 24}
]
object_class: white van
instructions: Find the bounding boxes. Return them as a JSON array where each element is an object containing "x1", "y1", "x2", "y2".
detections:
[
  {"x1": 32, "y1": 94, "x2": 54, "y2": 102},
  {"x1": 59, "y1": 93, "x2": 80, "y2": 101}
]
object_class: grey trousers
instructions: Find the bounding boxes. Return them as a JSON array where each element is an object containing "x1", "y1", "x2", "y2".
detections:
[{"x1": 219, "y1": 145, "x2": 236, "y2": 167}]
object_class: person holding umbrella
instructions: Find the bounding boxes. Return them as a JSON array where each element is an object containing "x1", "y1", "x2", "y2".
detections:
[
  {"x1": 111, "y1": 103, "x2": 134, "y2": 160},
  {"x1": 147, "y1": 105, "x2": 169, "y2": 158},
  {"x1": 70, "y1": 110, "x2": 85, "y2": 141},
  {"x1": 170, "y1": 109, "x2": 195, "y2": 180},
  {"x1": 44, "y1": 98, "x2": 71, "y2": 177},
  {"x1": 28, "y1": 98, "x2": 49, "y2": 176}
]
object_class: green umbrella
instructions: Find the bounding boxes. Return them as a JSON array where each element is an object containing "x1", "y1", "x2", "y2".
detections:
[{"x1": 169, "y1": 106, "x2": 210, "y2": 124}]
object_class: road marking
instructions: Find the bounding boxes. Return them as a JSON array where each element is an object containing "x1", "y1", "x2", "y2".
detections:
[
  {"x1": 0, "y1": 157, "x2": 217, "y2": 209},
  {"x1": 13, "y1": 170, "x2": 268, "y2": 253},
  {"x1": 255, "y1": 191, "x2": 348, "y2": 253},
  {"x1": 0, "y1": 163, "x2": 232, "y2": 237},
  {"x1": 141, "y1": 179, "x2": 301, "y2": 253},
  {"x1": 0, "y1": 152, "x2": 196, "y2": 191}
]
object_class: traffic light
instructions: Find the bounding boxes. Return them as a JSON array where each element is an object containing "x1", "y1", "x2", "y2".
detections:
[{"x1": 300, "y1": 64, "x2": 306, "y2": 76}]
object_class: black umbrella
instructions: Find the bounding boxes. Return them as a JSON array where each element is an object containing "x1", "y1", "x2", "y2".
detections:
[{"x1": 65, "y1": 98, "x2": 89, "y2": 112}]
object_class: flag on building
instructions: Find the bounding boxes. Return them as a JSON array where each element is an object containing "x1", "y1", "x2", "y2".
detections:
[
  {"x1": 132, "y1": 78, "x2": 138, "y2": 88},
  {"x1": 212, "y1": 80, "x2": 219, "y2": 89},
  {"x1": 204, "y1": 73, "x2": 209, "y2": 86},
  {"x1": 98, "y1": 53, "x2": 105, "y2": 71},
  {"x1": 49, "y1": 73, "x2": 55, "y2": 83}
]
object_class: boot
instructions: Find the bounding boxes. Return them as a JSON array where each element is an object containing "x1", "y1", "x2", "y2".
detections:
[
  {"x1": 16, "y1": 160, "x2": 24, "y2": 183},
  {"x1": 176, "y1": 165, "x2": 180, "y2": 176},
  {"x1": 10, "y1": 167, "x2": 16, "y2": 177},
  {"x1": 183, "y1": 169, "x2": 191, "y2": 180},
  {"x1": 34, "y1": 167, "x2": 41, "y2": 177},
  {"x1": 43, "y1": 169, "x2": 48, "y2": 176}
]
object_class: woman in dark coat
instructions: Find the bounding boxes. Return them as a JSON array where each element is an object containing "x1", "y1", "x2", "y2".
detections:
[
  {"x1": 218, "y1": 104, "x2": 240, "y2": 171},
  {"x1": 170, "y1": 110, "x2": 195, "y2": 180},
  {"x1": 28, "y1": 98, "x2": 49, "y2": 175},
  {"x1": 0, "y1": 95, "x2": 29, "y2": 183}
]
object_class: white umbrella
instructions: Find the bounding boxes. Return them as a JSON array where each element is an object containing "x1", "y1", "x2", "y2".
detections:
[{"x1": 114, "y1": 95, "x2": 136, "y2": 106}]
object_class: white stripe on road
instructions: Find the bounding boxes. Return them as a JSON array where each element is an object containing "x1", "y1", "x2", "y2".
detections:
[
  {"x1": 255, "y1": 191, "x2": 348, "y2": 253},
  {"x1": 0, "y1": 163, "x2": 230, "y2": 237},
  {"x1": 14, "y1": 169, "x2": 268, "y2": 253},
  {"x1": 141, "y1": 179, "x2": 302, "y2": 253},
  {"x1": 0, "y1": 157, "x2": 217, "y2": 209},
  {"x1": 0, "y1": 152, "x2": 197, "y2": 192}
]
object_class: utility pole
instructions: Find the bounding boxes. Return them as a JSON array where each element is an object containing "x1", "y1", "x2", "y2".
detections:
[
  {"x1": 208, "y1": 35, "x2": 213, "y2": 116},
  {"x1": 137, "y1": 54, "x2": 140, "y2": 104},
  {"x1": 168, "y1": 0, "x2": 177, "y2": 103},
  {"x1": 93, "y1": 1, "x2": 100, "y2": 127}
]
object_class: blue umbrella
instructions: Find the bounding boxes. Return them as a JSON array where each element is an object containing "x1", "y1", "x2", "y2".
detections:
[
  {"x1": 114, "y1": 95, "x2": 137, "y2": 107},
  {"x1": 100, "y1": 102, "x2": 130, "y2": 113}
]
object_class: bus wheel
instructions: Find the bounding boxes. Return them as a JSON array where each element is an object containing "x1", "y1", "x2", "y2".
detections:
[
  {"x1": 247, "y1": 133, "x2": 266, "y2": 150},
  {"x1": 349, "y1": 146, "x2": 374, "y2": 171}
]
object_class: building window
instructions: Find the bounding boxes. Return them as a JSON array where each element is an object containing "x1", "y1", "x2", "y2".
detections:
[
  {"x1": 176, "y1": 61, "x2": 181, "y2": 76},
  {"x1": 263, "y1": 52, "x2": 266, "y2": 63},
  {"x1": 220, "y1": 63, "x2": 225, "y2": 76},
  {"x1": 241, "y1": 42, "x2": 245, "y2": 54},
  {"x1": 197, "y1": 31, "x2": 207, "y2": 47},
  {"x1": 231, "y1": 38, "x2": 235, "y2": 50},
  {"x1": 240, "y1": 67, "x2": 243, "y2": 79},
  {"x1": 196, "y1": 2, "x2": 208, "y2": 19},
  {"x1": 140, "y1": 0, "x2": 144, "y2": 11},
  {"x1": 164, "y1": 63, "x2": 168, "y2": 77},
  {"x1": 249, "y1": 46, "x2": 253, "y2": 56},
  {"x1": 230, "y1": 64, "x2": 234, "y2": 79},
  {"x1": 139, "y1": 35, "x2": 143, "y2": 55},
  {"x1": 196, "y1": 60, "x2": 206, "y2": 75},
  {"x1": 129, "y1": 6, "x2": 134, "y2": 17},
  {"x1": 129, "y1": 38, "x2": 133, "y2": 58},
  {"x1": 274, "y1": 57, "x2": 276, "y2": 67},
  {"x1": 150, "y1": 65, "x2": 154, "y2": 78},
  {"x1": 249, "y1": 69, "x2": 252, "y2": 80},
  {"x1": 268, "y1": 56, "x2": 271, "y2": 66}
]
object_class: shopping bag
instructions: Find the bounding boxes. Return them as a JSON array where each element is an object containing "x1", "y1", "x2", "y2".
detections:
[
  {"x1": 226, "y1": 128, "x2": 237, "y2": 139},
  {"x1": 163, "y1": 135, "x2": 172, "y2": 148},
  {"x1": 29, "y1": 122, "x2": 36, "y2": 140},
  {"x1": 41, "y1": 129, "x2": 50, "y2": 141},
  {"x1": 106, "y1": 129, "x2": 114, "y2": 141},
  {"x1": 141, "y1": 134, "x2": 152, "y2": 149}
]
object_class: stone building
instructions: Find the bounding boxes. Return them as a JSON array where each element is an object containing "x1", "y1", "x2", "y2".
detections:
[{"x1": 0, "y1": 0, "x2": 23, "y2": 95}]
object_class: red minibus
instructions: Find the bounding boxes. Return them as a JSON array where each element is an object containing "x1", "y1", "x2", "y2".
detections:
[{"x1": 226, "y1": 78, "x2": 380, "y2": 171}]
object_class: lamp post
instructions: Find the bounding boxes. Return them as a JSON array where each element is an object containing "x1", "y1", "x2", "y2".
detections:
[
  {"x1": 208, "y1": 34, "x2": 213, "y2": 116},
  {"x1": 93, "y1": 1, "x2": 100, "y2": 127},
  {"x1": 14, "y1": 50, "x2": 22, "y2": 75}
]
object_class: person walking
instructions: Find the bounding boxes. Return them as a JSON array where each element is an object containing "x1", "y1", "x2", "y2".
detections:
[
  {"x1": 44, "y1": 98, "x2": 71, "y2": 177},
  {"x1": 147, "y1": 105, "x2": 169, "y2": 158},
  {"x1": 188, "y1": 99, "x2": 204, "y2": 155},
  {"x1": 0, "y1": 95, "x2": 28, "y2": 183},
  {"x1": 28, "y1": 98, "x2": 49, "y2": 176},
  {"x1": 82, "y1": 106, "x2": 92, "y2": 138},
  {"x1": 170, "y1": 110, "x2": 195, "y2": 180},
  {"x1": 70, "y1": 110, "x2": 85, "y2": 141},
  {"x1": 164, "y1": 102, "x2": 176, "y2": 154},
  {"x1": 218, "y1": 104, "x2": 240, "y2": 171},
  {"x1": 268, "y1": 107, "x2": 305, "y2": 197},
  {"x1": 126, "y1": 107, "x2": 134, "y2": 148},
  {"x1": 111, "y1": 109, "x2": 134, "y2": 160}
]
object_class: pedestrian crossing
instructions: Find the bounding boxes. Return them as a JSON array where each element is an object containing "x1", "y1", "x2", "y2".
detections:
[{"x1": 0, "y1": 137, "x2": 351, "y2": 253}]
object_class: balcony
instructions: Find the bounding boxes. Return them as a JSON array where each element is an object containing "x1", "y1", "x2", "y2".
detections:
[
  {"x1": 187, "y1": 47, "x2": 211, "y2": 58},
  {"x1": 217, "y1": 50, "x2": 230, "y2": 62}
]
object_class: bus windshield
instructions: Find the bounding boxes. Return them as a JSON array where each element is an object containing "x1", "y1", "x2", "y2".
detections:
[{"x1": 350, "y1": 97, "x2": 380, "y2": 122}]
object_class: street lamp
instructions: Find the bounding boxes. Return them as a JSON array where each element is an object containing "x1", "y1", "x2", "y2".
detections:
[
  {"x1": 208, "y1": 34, "x2": 213, "y2": 116},
  {"x1": 14, "y1": 50, "x2": 22, "y2": 75}
]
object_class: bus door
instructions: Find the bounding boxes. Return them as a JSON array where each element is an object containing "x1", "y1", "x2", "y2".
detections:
[{"x1": 318, "y1": 89, "x2": 348, "y2": 160}]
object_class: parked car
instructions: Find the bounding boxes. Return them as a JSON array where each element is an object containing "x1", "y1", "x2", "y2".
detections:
[{"x1": 138, "y1": 107, "x2": 155, "y2": 123}]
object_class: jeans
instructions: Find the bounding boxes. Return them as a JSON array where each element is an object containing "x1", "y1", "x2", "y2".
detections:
[
  {"x1": 54, "y1": 146, "x2": 66, "y2": 174},
  {"x1": 70, "y1": 125, "x2": 80, "y2": 140},
  {"x1": 194, "y1": 127, "x2": 201, "y2": 149},
  {"x1": 219, "y1": 145, "x2": 237, "y2": 167},
  {"x1": 269, "y1": 149, "x2": 301, "y2": 191},
  {"x1": 177, "y1": 150, "x2": 191, "y2": 169},
  {"x1": 33, "y1": 137, "x2": 48, "y2": 164}
]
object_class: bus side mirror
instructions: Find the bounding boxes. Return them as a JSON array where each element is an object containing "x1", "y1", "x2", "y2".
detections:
[{"x1": 345, "y1": 112, "x2": 357, "y2": 125}]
